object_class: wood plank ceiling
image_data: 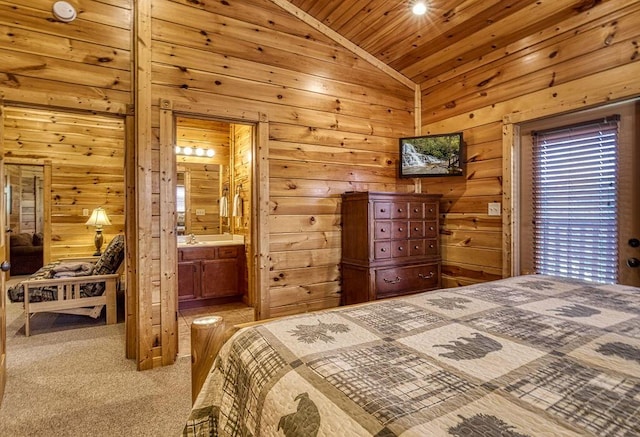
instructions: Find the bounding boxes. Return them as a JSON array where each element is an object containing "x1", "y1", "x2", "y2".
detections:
[{"x1": 287, "y1": 0, "x2": 602, "y2": 86}]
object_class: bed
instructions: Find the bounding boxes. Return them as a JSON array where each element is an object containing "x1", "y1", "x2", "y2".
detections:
[{"x1": 182, "y1": 274, "x2": 640, "y2": 436}]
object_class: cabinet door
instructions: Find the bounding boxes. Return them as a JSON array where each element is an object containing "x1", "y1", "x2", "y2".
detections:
[
  {"x1": 201, "y1": 259, "x2": 239, "y2": 298},
  {"x1": 177, "y1": 261, "x2": 199, "y2": 300}
]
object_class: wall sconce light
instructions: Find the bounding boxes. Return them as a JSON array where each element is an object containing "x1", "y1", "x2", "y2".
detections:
[
  {"x1": 85, "y1": 207, "x2": 111, "y2": 255},
  {"x1": 175, "y1": 146, "x2": 215, "y2": 157}
]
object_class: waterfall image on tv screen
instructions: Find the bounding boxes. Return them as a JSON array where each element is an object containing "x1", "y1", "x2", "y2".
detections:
[{"x1": 399, "y1": 133, "x2": 463, "y2": 178}]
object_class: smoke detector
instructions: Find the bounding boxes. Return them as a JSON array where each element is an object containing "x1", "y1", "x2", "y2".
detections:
[{"x1": 52, "y1": 1, "x2": 77, "y2": 22}]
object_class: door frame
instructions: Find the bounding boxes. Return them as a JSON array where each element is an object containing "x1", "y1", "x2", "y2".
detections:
[
  {"x1": 503, "y1": 98, "x2": 640, "y2": 284},
  {"x1": 158, "y1": 99, "x2": 270, "y2": 340},
  {"x1": 3, "y1": 158, "x2": 52, "y2": 270}
]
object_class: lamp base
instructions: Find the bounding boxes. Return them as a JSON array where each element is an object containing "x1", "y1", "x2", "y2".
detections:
[{"x1": 94, "y1": 229, "x2": 104, "y2": 256}]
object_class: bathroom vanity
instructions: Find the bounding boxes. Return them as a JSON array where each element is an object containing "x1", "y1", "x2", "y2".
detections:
[{"x1": 177, "y1": 235, "x2": 246, "y2": 309}]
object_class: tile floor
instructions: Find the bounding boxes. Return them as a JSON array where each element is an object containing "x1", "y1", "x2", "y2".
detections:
[{"x1": 177, "y1": 301, "x2": 255, "y2": 357}]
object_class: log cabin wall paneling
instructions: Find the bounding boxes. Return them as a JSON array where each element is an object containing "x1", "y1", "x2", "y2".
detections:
[
  {"x1": 150, "y1": 0, "x2": 415, "y2": 320},
  {"x1": 417, "y1": 1, "x2": 640, "y2": 288},
  {"x1": 0, "y1": 1, "x2": 132, "y2": 114},
  {"x1": 3, "y1": 107, "x2": 125, "y2": 260}
]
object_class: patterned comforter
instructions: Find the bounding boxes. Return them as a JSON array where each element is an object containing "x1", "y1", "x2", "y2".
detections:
[{"x1": 182, "y1": 275, "x2": 640, "y2": 436}]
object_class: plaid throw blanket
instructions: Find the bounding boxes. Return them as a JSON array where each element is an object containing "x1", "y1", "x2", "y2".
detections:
[{"x1": 183, "y1": 275, "x2": 640, "y2": 436}]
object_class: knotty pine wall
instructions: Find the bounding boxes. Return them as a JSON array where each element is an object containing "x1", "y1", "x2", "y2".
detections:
[
  {"x1": 3, "y1": 107, "x2": 125, "y2": 260},
  {"x1": 149, "y1": 0, "x2": 415, "y2": 320},
  {"x1": 418, "y1": 1, "x2": 640, "y2": 288},
  {"x1": 0, "y1": 1, "x2": 132, "y2": 114}
]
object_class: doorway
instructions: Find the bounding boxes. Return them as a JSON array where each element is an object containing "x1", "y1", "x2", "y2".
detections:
[
  {"x1": 513, "y1": 100, "x2": 640, "y2": 287},
  {"x1": 4, "y1": 162, "x2": 51, "y2": 278}
]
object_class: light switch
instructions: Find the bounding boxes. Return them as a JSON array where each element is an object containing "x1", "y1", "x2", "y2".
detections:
[
  {"x1": 82, "y1": 208, "x2": 89, "y2": 216},
  {"x1": 195, "y1": 209, "x2": 206, "y2": 216},
  {"x1": 488, "y1": 202, "x2": 501, "y2": 216}
]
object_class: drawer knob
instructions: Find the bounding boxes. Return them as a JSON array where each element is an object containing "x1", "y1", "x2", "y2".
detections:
[
  {"x1": 414, "y1": 245, "x2": 419, "y2": 249},
  {"x1": 397, "y1": 208, "x2": 403, "y2": 212},
  {"x1": 414, "y1": 208, "x2": 419, "y2": 212},
  {"x1": 419, "y1": 272, "x2": 434, "y2": 280},
  {"x1": 380, "y1": 208, "x2": 386, "y2": 213},
  {"x1": 429, "y1": 244, "x2": 434, "y2": 248},
  {"x1": 380, "y1": 248, "x2": 386, "y2": 252},
  {"x1": 398, "y1": 227, "x2": 403, "y2": 232},
  {"x1": 429, "y1": 208, "x2": 434, "y2": 212},
  {"x1": 414, "y1": 227, "x2": 419, "y2": 231},
  {"x1": 383, "y1": 276, "x2": 401, "y2": 284},
  {"x1": 429, "y1": 226, "x2": 434, "y2": 231},
  {"x1": 398, "y1": 246, "x2": 403, "y2": 251},
  {"x1": 380, "y1": 228, "x2": 386, "y2": 232}
]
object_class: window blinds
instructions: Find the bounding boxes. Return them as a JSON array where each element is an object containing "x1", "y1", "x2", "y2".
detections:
[{"x1": 531, "y1": 116, "x2": 619, "y2": 283}]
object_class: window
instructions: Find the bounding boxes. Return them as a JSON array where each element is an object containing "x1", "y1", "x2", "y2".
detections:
[{"x1": 531, "y1": 116, "x2": 619, "y2": 283}]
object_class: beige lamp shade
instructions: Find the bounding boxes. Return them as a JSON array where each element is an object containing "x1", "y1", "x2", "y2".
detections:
[{"x1": 85, "y1": 207, "x2": 112, "y2": 228}]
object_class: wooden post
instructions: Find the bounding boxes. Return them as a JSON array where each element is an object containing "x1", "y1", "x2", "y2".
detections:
[{"x1": 190, "y1": 315, "x2": 226, "y2": 404}]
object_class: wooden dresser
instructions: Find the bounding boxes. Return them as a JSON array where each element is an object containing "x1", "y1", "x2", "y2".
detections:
[{"x1": 341, "y1": 191, "x2": 442, "y2": 305}]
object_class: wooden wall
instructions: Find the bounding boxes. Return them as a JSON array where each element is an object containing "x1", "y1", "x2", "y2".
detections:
[
  {"x1": 0, "y1": 1, "x2": 132, "y2": 114},
  {"x1": 418, "y1": 1, "x2": 640, "y2": 287},
  {"x1": 149, "y1": 0, "x2": 414, "y2": 321},
  {"x1": 3, "y1": 107, "x2": 125, "y2": 260}
]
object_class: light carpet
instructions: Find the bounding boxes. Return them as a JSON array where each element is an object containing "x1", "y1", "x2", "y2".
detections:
[{"x1": 0, "y1": 299, "x2": 192, "y2": 436}]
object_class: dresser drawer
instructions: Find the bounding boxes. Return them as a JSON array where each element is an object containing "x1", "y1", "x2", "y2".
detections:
[
  {"x1": 374, "y1": 202, "x2": 392, "y2": 219},
  {"x1": 374, "y1": 263, "x2": 440, "y2": 298},
  {"x1": 409, "y1": 221, "x2": 424, "y2": 238},
  {"x1": 391, "y1": 221, "x2": 409, "y2": 239},
  {"x1": 424, "y1": 203, "x2": 438, "y2": 219},
  {"x1": 373, "y1": 241, "x2": 391, "y2": 259},
  {"x1": 425, "y1": 239, "x2": 438, "y2": 256},
  {"x1": 424, "y1": 221, "x2": 438, "y2": 238},
  {"x1": 391, "y1": 202, "x2": 408, "y2": 219},
  {"x1": 408, "y1": 202, "x2": 424, "y2": 218},
  {"x1": 374, "y1": 221, "x2": 391, "y2": 240}
]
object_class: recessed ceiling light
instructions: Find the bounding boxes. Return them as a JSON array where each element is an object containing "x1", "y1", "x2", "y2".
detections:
[{"x1": 412, "y1": 1, "x2": 427, "y2": 15}]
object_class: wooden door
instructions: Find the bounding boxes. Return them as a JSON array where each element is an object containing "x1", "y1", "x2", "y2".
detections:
[{"x1": 0, "y1": 104, "x2": 6, "y2": 405}]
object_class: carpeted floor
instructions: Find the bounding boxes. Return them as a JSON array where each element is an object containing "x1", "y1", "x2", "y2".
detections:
[
  {"x1": 0, "y1": 278, "x2": 255, "y2": 436},
  {"x1": 0, "y1": 293, "x2": 191, "y2": 436}
]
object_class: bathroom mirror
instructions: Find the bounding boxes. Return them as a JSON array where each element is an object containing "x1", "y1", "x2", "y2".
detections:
[{"x1": 176, "y1": 164, "x2": 227, "y2": 236}]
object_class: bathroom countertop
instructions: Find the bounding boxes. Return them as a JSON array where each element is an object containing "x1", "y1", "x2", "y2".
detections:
[{"x1": 177, "y1": 235, "x2": 244, "y2": 248}]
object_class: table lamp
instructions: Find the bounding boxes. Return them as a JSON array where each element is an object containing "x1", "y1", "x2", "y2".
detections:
[{"x1": 86, "y1": 207, "x2": 111, "y2": 255}]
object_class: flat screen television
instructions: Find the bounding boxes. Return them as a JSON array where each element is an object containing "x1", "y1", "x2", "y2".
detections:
[{"x1": 399, "y1": 132, "x2": 464, "y2": 178}]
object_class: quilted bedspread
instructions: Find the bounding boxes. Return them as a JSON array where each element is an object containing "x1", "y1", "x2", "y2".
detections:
[{"x1": 182, "y1": 275, "x2": 640, "y2": 436}]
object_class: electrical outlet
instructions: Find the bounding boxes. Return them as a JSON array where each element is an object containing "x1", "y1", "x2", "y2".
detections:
[
  {"x1": 195, "y1": 209, "x2": 206, "y2": 216},
  {"x1": 82, "y1": 208, "x2": 89, "y2": 216},
  {"x1": 488, "y1": 202, "x2": 501, "y2": 216}
]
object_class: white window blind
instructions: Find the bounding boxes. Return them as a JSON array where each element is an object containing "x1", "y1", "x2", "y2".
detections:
[{"x1": 532, "y1": 116, "x2": 619, "y2": 283}]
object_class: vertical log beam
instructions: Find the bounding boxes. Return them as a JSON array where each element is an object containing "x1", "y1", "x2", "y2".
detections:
[
  {"x1": 134, "y1": 0, "x2": 154, "y2": 370},
  {"x1": 42, "y1": 160, "x2": 52, "y2": 264},
  {"x1": 125, "y1": 109, "x2": 137, "y2": 360},
  {"x1": 191, "y1": 315, "x2": 226, "y2": 404},
  {"x1": 159, "y1": 99, "x2": 177, "y2": 365},
  {"x1": 254, "y1": 116, "x2": 270, "y2": 320}
]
